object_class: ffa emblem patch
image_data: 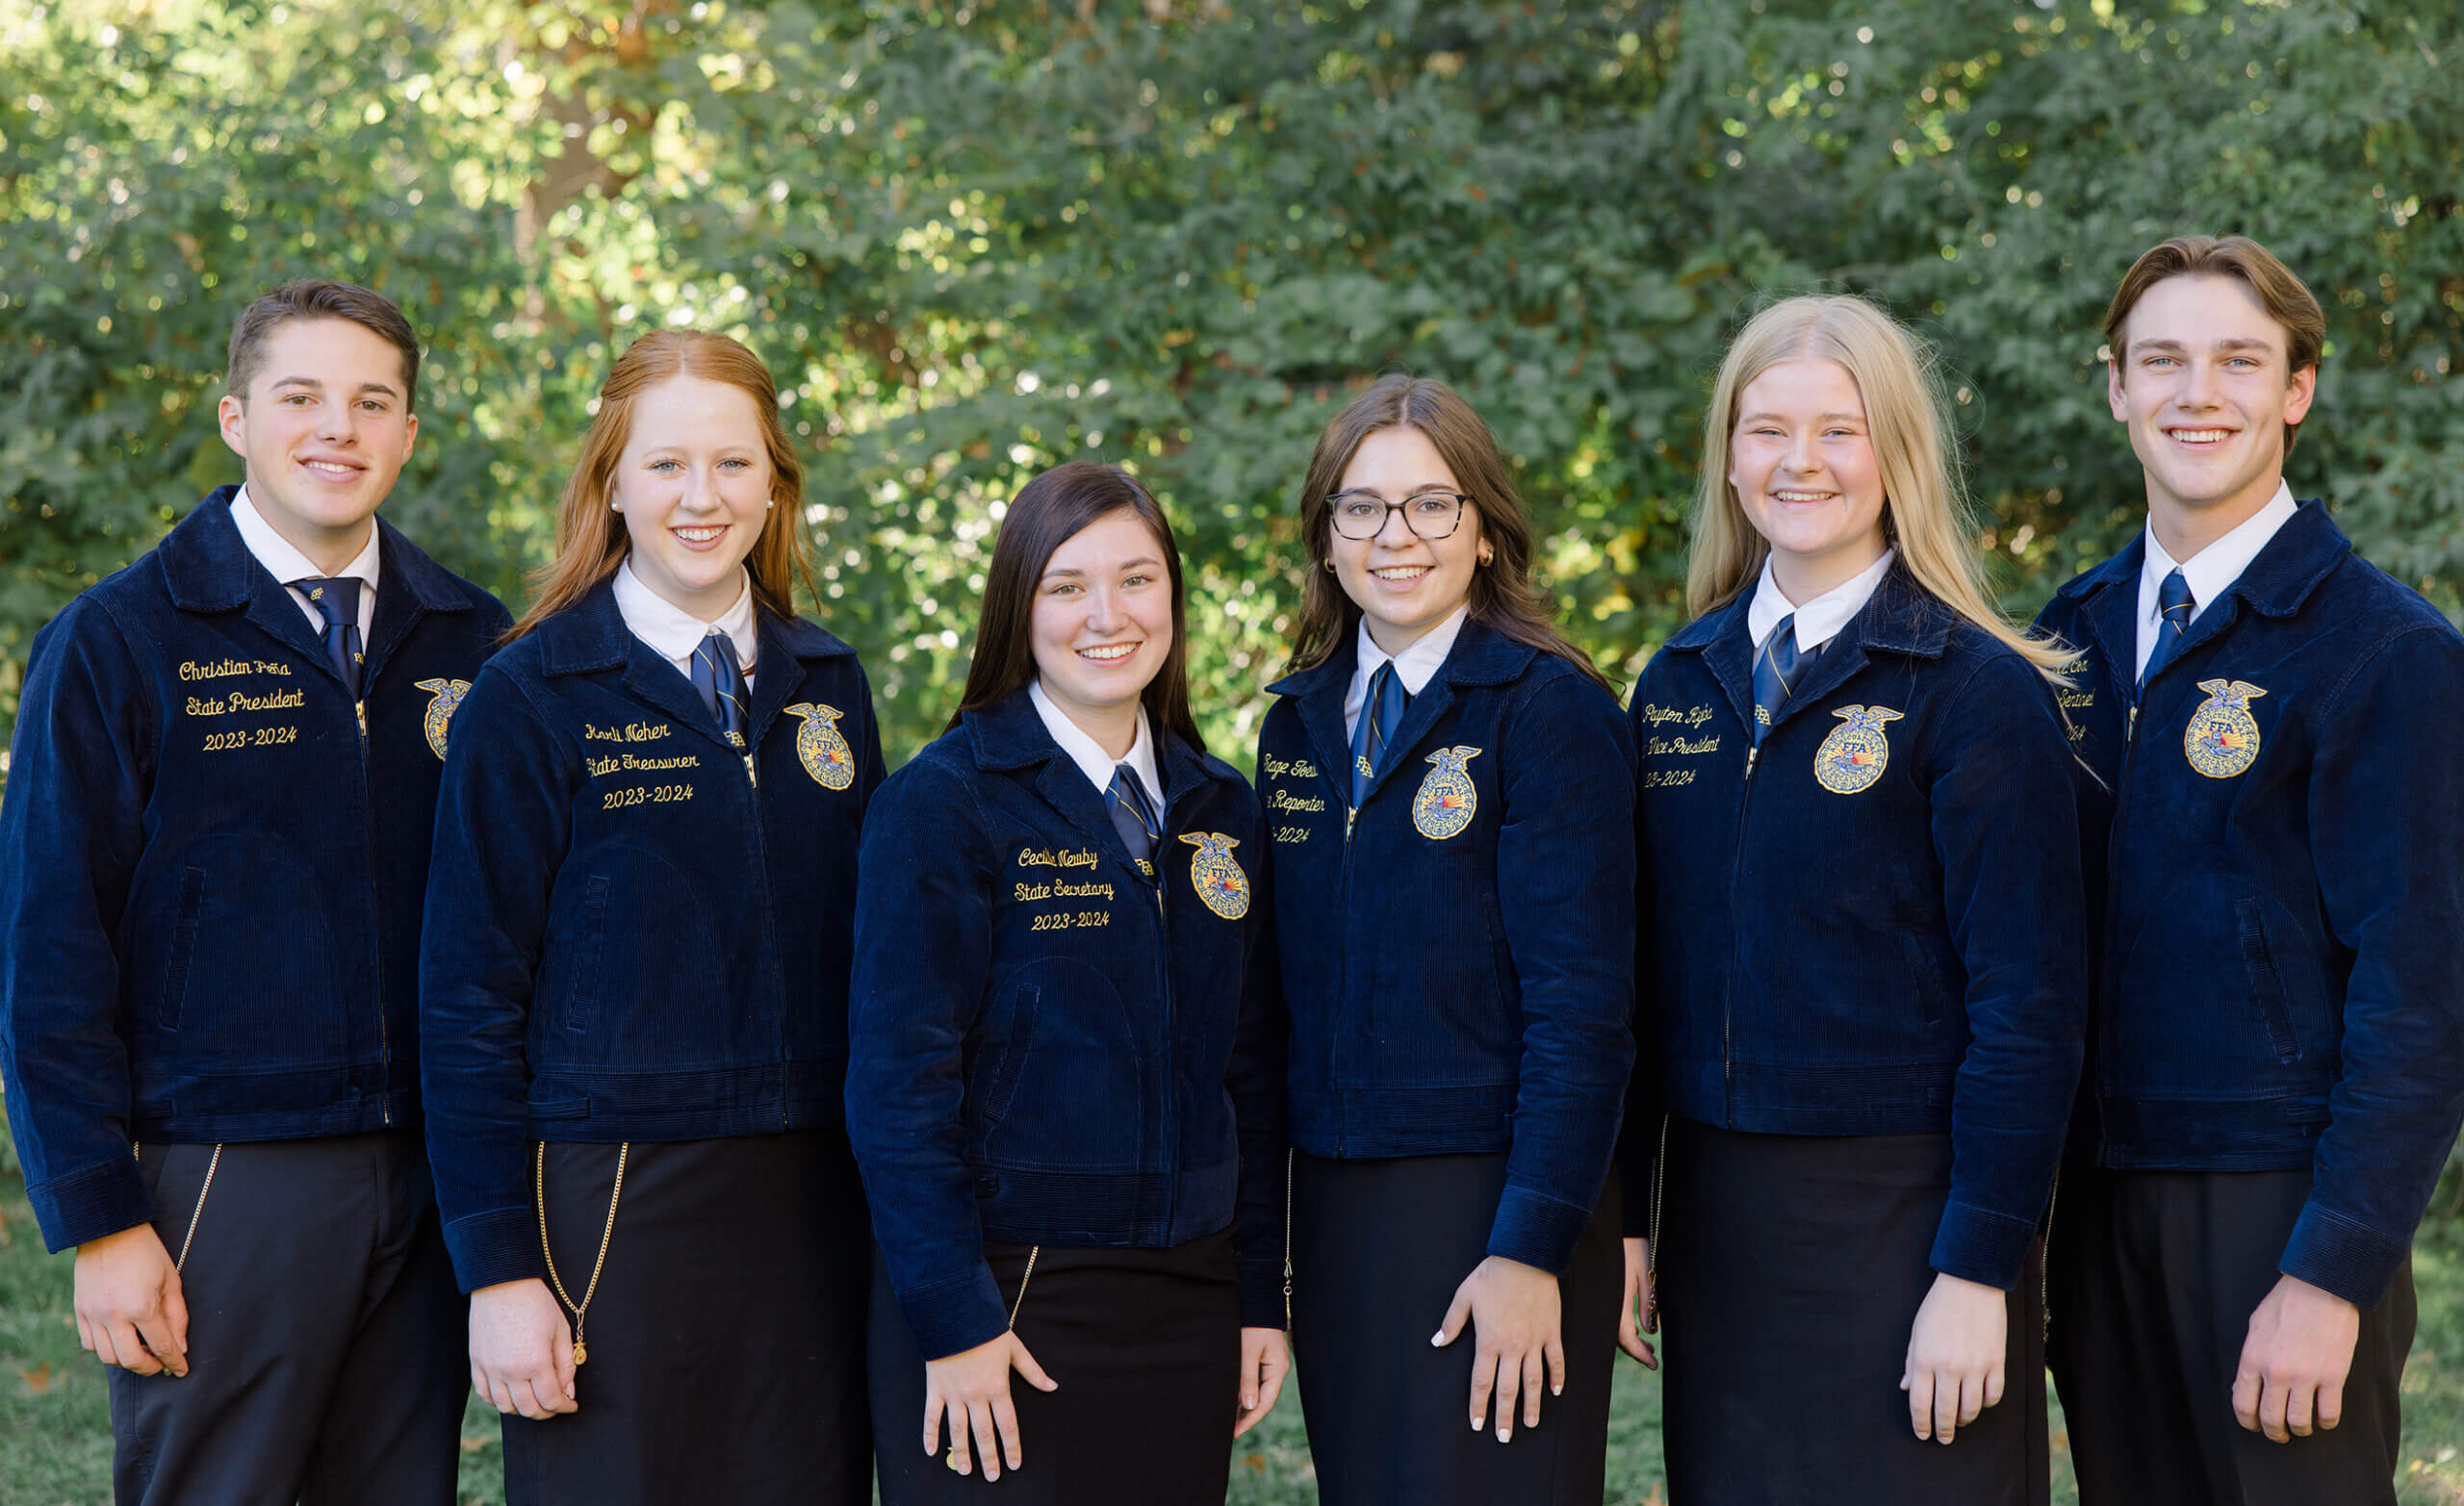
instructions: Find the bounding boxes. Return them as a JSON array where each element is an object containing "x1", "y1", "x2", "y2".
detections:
[
  {"x1": 1412, "y1": 747, "x2": 1482, "y2": 840},
  {"x1": 1813, "y1": 704, "x2": 1904, "y2": 795},
  {"x1": 2183, "y1": 679, "x2": 2266, "y2": 779},
  {"x1": 783, "y1": 703, "x2": 857, "y2": 790},
  {"x1": 1179, "y1": 832, "x2": 1250, "y2": 920},
  {"x1": 412, "y1": 678, "x2": 471, "y2": 761}
]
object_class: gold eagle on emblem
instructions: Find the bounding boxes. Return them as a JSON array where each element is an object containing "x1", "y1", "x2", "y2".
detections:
[
  {"x1": 2183, "y1": 679, "x2": 2266, "y2": 779},
  {"x1": 783, "y1": 703, "x2": 857, "y2": 790},
  {"x1": 1179, "y1": 832, "x2": 1250, "y2": 920},
  {"x1": 413, "y1": 678, "x2": 472, "y2": 761},
  {"x1": 1413, "y1": 746, "x2": 1481, "y2": 840}
]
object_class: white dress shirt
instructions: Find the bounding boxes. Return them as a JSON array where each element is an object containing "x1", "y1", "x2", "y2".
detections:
[
  {"x1": 2134, "y1": 481, "x2": 2297, "y2": 679},
  {"x1": 1030, "y1": 678, "x2": 1162, "y2": 807},
  {"x1": 611, "y1": 558, "x2": 758, "y2": 694},
  {"x1": 1344, "y1": 604, "x2": 1470, "y2": 739},
  {"x1": 230, "y1": 486, "x2": 379, "y2": 647},
  {"x1": 1746, "y1": 548, "x2": 1897, "y2": 655}
]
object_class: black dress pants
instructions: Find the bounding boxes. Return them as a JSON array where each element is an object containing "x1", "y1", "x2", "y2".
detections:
[
  {"x1": 2048, "y1": 1165, "x2": 2414, "y2": 1506},
  {"x1": 110, "y1": 1132, "x2": 468, "y2": 1506}
]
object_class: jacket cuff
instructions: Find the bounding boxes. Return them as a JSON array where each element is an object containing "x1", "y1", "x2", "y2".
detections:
[
  {"x1": 2280, "y1": 1202, "x2": 2410, "y2": 1310},
  {"x1": 1238, "y1": 1259, "x2": 1289, "y2": 1331},
  {"x1": 1929, "y1": 1200, "x2": 2037, "y2": 1289},
  {"x1": 28, "y1": 1157, "x2": 154, "y2": 1254},
  {"x1": 1485, "y1": 1183, "x2": 1592, "y2": 1276},
  {"x1": 897, "y1": 1264, "x2": 1012, "y2": 1363},
  {"x1": 444, "y1": 1207, "x2": 551, "y2": 1293}
]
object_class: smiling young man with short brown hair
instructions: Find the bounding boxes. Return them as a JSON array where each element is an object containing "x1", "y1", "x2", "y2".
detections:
[
  {"x1": 2036, "y1": 236, "x2": 2464, "y2": 1505},
  {"x1": 0, "y1": 280, "x2": 509, "y2": 1503}
]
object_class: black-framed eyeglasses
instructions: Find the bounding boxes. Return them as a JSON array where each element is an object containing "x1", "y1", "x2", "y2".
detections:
[{"x1": 1325, "y1": 490, "x2": 1472, "y2": 541}]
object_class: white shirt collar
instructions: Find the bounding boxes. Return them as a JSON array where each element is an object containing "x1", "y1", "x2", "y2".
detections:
[
  {"x1": 230, "y1": 485, "x2": 381, "y2": 642},
  {"x1": 1344, "y1": 603, "x2": 1470, "y2": 736},
  {"x1": 230, "y1": 485, "x2": 380, "y2": 593},
  {"x1": 1030, "y1": 678, "x2": 1162, "y2": 805},
  {"x1": 1746, "y1": 548, "x2": 1895, "y2": 655},
  {"x1": 611, "y1": 558, "x2": 757, "y2": 675},
  {"x1": 2141, "y1": 480, "x2": 2297, "y2": 631}
]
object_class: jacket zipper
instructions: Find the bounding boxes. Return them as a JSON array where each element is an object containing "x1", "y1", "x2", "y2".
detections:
[
  {"x1": 1151, "y1": 816, "x2": 1175, "y2": 1235},
  {"x1": 1718, "y1": 739, "x2": 1761, "y2": 1124},
  {"x1": 734, "y1": 734, "x2": 786, "y2": 1129},
  {"x1": 354, "y1": 692, "x2": 390, "y2": 1128}
]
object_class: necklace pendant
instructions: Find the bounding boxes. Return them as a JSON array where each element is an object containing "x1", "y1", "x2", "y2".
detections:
[{"x1": 571, "y1": 1340, "x2": 587, "y2": 1366}]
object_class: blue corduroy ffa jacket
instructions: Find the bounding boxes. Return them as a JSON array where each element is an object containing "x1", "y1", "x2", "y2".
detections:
[
  {"x1": 419, "y1": 576, "x2": 883, "y2": 1293},
  {"x1": 0, "y1": 487, "x2": 510, "y2": 1253},
  {"x1": 1257, "y1": 617, "x2": 1636, "y2": 1277},
  {"x1": 845, "y1": 687, "x2": 1285, "y2": 1361},
  {"x1": 1624, "y1": 568, "x2": 2087, "y2": 1289},
  {"x1": 2034, "y1": 500, "x2": 2464, "y2": 1309}
]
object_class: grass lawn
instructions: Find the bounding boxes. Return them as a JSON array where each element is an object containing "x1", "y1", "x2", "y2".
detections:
[{"x1": 10, "y1": 1161, "x2": 2464, "y2": 1505}]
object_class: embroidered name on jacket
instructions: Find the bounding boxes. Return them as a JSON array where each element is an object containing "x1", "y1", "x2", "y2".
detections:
[
  {"x1": 1814, "y1": 705, "x2": 1904, "y2": 795},
  {"x1": 2184, "y1": 679, "x2": 2266, "y2": 779},
  {"x1": 415, "y1": 677, "x2": 471, "y2": 760},
  {"x1": 1413, "y1": 747, "x2": 1481, "y2": 839},
  {"x1": 1179, "y1": 832, "x2": 1250, "y2": 919},
  {"x1": 783, "y1": 702, "x2": 856, "y2": 789}
]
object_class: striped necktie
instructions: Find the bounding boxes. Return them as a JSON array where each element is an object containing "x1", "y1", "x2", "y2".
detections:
[
  {"x1": 2138, "y1": 568, "x2": 2194, "y2": 694},
  {"x1": 1751, "y1": 613, "x2": 1819, "y2": 748},
  {"x1": 1109, "y1": 764, "x2": 1160, "y2": 875},
  {"x1": 1350, "y1": 662, "x2": 1408, "y2": 806},
  {"x1": 294, "y1": 576, "x2": 363, "y2": 700},
  {"x1": 690, "y1": 630, "x2": 749, "y2": 748}
]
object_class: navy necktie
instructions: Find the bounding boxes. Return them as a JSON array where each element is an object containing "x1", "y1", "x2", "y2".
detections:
[
  {"x1": 1351, "y1": 662, "x2": 1409, "y2": 806},
  {"x1": 1751, "y1": 613, "x2": 1819, "y2": 748},
  {"x1": 2139, "y1": 568, "x2": 2194, "y2": 694},
  {"x1": 1109, "y1": 764, "x2": 1160, "y2": 874},
  {"x1": 295, "y1": 577, "x2": 363, "y2": 700},
  {"x1": 690, "y1": 630, "x2": 750, "y2": 748}
]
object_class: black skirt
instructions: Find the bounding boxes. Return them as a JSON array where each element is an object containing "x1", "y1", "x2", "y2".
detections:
[
  {"x1": 501, "y1": 1130, "x2": 871, "y2": 1506},
  {"x1": 1656, "y1": 1120, "x2": 2048, "y2": 1506},
  {"x1": 1289, "y1": 1151, "x2": 1623, "y2": 1506},
  {"x1": 869, "y1": 1227, "x2": 1244, "y2": 1505}
]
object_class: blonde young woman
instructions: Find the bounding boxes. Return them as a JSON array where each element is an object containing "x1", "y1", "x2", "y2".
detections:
[{"x1": 1616, "y1": 295, "x2": 2087, "y2": 1503}]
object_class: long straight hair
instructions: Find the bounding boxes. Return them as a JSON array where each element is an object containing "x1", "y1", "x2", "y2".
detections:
[
  {"x1": 1286, "y1": 374, "x2": 1611, "y2": 692},
  {"x1": 952, "y1": 461, "x2": 1206, "y2": 755},
  {"x1": 510, "y1": 331, "x2": 814, "y2": 640},
  {"x1": 1686, "y1": 296, "x2": 2069, "y2": 676}
]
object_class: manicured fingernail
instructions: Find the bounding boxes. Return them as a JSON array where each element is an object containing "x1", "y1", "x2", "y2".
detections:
[
  {"x1": 1552, "y1": 1384, "x2": 1562, "y2": 1395},
  {"x1": 1497, "y1": 1425, "x2": 1510, "y2": 1442},
  {"x1": 1470, "y1": 1415, "x2": 1482, "y2": 1430},
  {"x1": 1430, "y1": 1332, "x2": 1446, "y2": 1345}
]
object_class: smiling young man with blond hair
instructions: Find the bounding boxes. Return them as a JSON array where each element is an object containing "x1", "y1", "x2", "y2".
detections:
[
  {"x1": 2035, "y1": 235, "x2": 2464, "y2": 1505},
  {"x1": 0, "y1": 280, "x2": 508, "y2": 1502}
]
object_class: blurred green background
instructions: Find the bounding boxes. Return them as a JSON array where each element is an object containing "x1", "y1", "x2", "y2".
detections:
[
  {"x1": 3, "y1": 0, "x2": 2463, "y2": 1499},
  {"x1": 4, "y1": 0, "x2": 2457, "y2": 768}
]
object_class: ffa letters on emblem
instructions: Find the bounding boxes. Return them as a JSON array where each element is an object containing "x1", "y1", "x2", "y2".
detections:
[
  {"x1": 783, "y1": 703, "x2": 857, "y2": 790},
  {"x1": 1412, "y1": 746, "x2": 1481, "y2": 840},
  {"x1": 2183, "y1": 679, "x2": 2265, "y2": 779},
  {"x1": 1813, "y1": 704, "x2": 1904, "y2": 795},
  {"x1": 413, "y1": 677, "x2": 471, "y2": 761},
  {"x1": 1179, "y1": 832, "x2": 1250, "y2": 920}
]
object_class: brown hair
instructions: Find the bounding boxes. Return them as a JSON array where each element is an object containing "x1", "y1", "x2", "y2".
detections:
[
  {"x1": 951, "y1": 461, "x2": 1205, "y2": 755},
  {"x1": 2103, "y1": 235, "x2": 2325, "y2": 445},
  {"x1": 227, "y1": 279, "x2": 421, "y2": 406},
  {"x1": 1285, "y1": 374, "x2": 1611, "y2": 692},
  {"x1": 509, "y1": 331, "x2": 814, "y2": 640}
]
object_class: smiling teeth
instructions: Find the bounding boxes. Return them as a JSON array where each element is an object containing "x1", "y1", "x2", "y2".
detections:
[
  {"x1": 1772, "y1": 490, "x2": 1834, "y2": 501},
  {"x1": 2172, "y1": 429, "x2": 2230, "y2": 443},
  {"x1": 1372, "y1": 566, "x2": 1430, "y2": 579},
  {"x1": 304, "y1": 461, "x2": 358, "y2": 476},
  {"x1": 674, "y1": 525, "x2": 726, "y2": 542},
  {"x1": 1079, "y1": 644, "x2": 1136, "y2": 660}
]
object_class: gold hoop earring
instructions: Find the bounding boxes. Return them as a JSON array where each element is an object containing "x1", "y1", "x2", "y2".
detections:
[
  {"x1": 1323, "y1": 558, "x2": 1336, "y2": 574},
  {"x1": 1478, "y1": 549, "x2": 1494, "y2": 567}
]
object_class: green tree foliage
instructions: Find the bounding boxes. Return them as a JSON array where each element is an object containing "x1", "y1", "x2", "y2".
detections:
[{"x1": 4, "y1": 0, "x2": 2458, "y2": 767}]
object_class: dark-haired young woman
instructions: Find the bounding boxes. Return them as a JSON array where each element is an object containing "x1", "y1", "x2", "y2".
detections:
[
  {"x1": 1258, "y1": 375, "x2": 1637, "y2": 1504},
  {"x1": 420, "y1": 331, "x2": 881, "y2": 1504},
  {"x1": 847, "y1": 461, "x2": 1289, "y2": 1504}
]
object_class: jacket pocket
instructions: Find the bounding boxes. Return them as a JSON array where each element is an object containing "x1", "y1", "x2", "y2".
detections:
[
  {"x1": 159, "y1": 868, "x2": 206, "y2": 1031},
  {"x1": 976, "y1": 985, "x2": 1040, "y2": 1129},
  {"x1": 2234, "y1": 898, "x2": 2300, "y2": 1063},
  {"x1": 562, "y1": 875, "x2": 612, "y2": 1034},
  {"x1": 1895, "y1": 881, "x2": 1952, "y2": 1027}
]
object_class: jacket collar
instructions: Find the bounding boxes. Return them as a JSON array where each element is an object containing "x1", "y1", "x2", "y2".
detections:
[
  {"x1": 535, "y1": 574, "x2": 855, "y2": 753},
  {"x1": 156, "y1": 484, "x2": 482, "y2": 695},
  {"x1": 963, "y1": 684, "x2": 1226, "y2": 874},
  {"x1": 1265, "y1": 615, "x2": 1542, "y2": 807},
  {"x1": 1663, "y1": 562, "x2": 1953, "y2": 735}
]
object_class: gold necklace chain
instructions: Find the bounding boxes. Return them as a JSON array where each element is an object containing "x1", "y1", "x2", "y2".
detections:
[
  {"x1": 132, "y1": 1141, "x2": 224, "y2": 1272},
  {"x1": 1282, "y1": 1147, "x2": 1295, "y2": 1329},
  {"x1": 535, "y1": 1141, "x2": 629, "y2": 1366},
  {"x1": 1008, "y1": 1245, "x2": 1040, "y2": 1329}
]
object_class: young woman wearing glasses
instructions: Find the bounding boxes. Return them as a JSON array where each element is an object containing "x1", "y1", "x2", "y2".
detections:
[{"x1": 1256, "y1": 374, "x2": 1636, "y2": 1504}]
